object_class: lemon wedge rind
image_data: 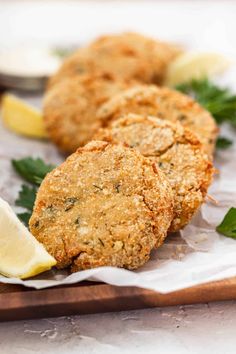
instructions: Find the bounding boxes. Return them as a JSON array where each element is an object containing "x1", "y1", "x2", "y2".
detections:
[
  {"x1": 165, "y1": 51, "x2": 231, "y2": 87},
  {"x1": 1, "y1": 94, "x2": 47, "y2": 139},
  {"x1": 0, "y1": 197, "x2": 56, "y2": 279}
]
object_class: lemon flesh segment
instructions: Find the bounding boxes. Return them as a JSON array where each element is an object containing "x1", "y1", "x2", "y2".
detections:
[
  {"x1": 0, "y1": 197, "x2": 56, "y2": 279},
  {"x1": 165, "y1": 52, "x2": 231, "y2": 87},
  {"x1": 1, "y1": 94, "x2": 48, "y2": 139}
]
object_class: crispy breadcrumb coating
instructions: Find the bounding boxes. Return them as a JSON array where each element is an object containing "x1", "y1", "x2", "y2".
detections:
[
  {"x1": 48, "y1": 32, "x2": 180, "y2": 88},
  {"x1": 95, "y1": 114, "x2": 214, "y2": 232},
  {"x1": 97, "y1": 85, "x2": 218, "y2": 156},
  {"x1": 29, "y1": 141, "x2": 174, "y2": 271},
  {"x1": 43, "y1": 74, "x2": 136, "y2": 153}
]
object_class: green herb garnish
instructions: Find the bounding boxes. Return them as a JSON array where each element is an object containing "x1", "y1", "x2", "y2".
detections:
[
  {"x1": 176, "y1": 78, "x2": 236, "y2": 149},
  {"x1": 176, "y1": 78, "x2": 236, "y2": 127},
  {"x1": 17, "y1": 212, "x2": 32, "y2": 225},
  {"x1": 12, "y1": 157, "x2": 55, "y2": 225},
  {"x1": 216, "y1": 136, "x2": 233, "y2": 150},
  {"x1": 216, "y1": 207, "x2": 236, "y2": 239},
  {"x1": 12, "y1": 157, "x2": 55, "y2": 185},
  {"x1": 15, "y1": 184, "x2": 37, "y2": 211},
  {"x1": 51, "y1": 47, "x2": 73, "y2": 59}
]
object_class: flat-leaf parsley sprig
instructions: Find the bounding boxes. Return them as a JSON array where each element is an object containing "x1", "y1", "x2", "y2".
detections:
[
  {"x1": 216, "y1": 207, "x2": 236, "y2": 239},
  {"x1": 12, "y1": 157, "x2": 55, "y2": 185},
  {"x1": 176, "y1": 78, "x2": 236, "y2": 148},
  {"x1": 216, "y1": 136, "x2": 233, "y2": 150},
  {"x1": 12, "y1": 157, "x2": 55, "y2": 225}
]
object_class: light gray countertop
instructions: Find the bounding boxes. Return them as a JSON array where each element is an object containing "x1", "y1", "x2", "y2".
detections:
[{"x1": 1, "y1": 301, "x2": 236, "y2": 354}]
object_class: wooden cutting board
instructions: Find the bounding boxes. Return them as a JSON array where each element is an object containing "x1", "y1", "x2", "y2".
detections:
[{"x1": 1, "y1": 277, "x2": 236, "y2": 322}]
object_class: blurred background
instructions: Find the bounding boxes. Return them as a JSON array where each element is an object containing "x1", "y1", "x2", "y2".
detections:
[
  {"x1": 0, "y1": 0, "x2": 234, "y2": 52},
  {"x1": 0, "y1": 0, "x2": 235, "y2": 91}
]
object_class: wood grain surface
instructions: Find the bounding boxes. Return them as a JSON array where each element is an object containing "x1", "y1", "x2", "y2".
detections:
[{"x1": 1, "y1": 277, "x2": 236, "y2": 322}]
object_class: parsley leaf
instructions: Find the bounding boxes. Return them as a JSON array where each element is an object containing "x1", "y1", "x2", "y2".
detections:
[
  {"x1": 15, "y1": 184, "x2": 37, "y2": 211},
  {"x1": 15, "y1": 184, "x2": 38, "y2": 225},
  {"x1": 17, "y1": 212, "x2": 32, "y2": 225},
  {"x1": 216, "y1": 207, "x2": 236, "y2": 239},
  {"x1": 51, "y1": 47, "x2": 73, "y2": 59},
  {"x1": 12, "y1": 157, "x2": 55, "y2": 185},
  {"x1": 216, "y1": 136, "x2": 233, "y2": 150},
  {"x1": 176, "y1": 78, "x2": 236, "y2": 126},
  {"x1": 176, "y1": 78, "x2": 236, "y2": 149},
  {"x1": 12, "y1": 157, "x2": 56, "y2": 225}
]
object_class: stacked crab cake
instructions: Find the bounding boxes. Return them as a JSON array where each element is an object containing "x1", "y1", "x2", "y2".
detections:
[
  {"x1": 29, "y1": 141, "x2": 174, "y2": 271},
  {"x1": 48, "y1": 47, "x2": 95, "y2": 89},
  {"x1": 95, "y1": 114, "x2": 214, "y2": 232},
  {"x1": 48, "y1": 32, "x2": 180, "y2": 88},
  {"x1": 33, "y1": 32, "x2": 216, "y2": 272},
  {"x1": 44, "y1": 73, "x2": 137, "y2": 153},
  {"x1": 87, "y1": 32, "x2": 178, "y2": 84},
  {"x1": 97, "y1": 85, "x2": 218, "y2": 156},
  {"x1": 44, "y1": 32, "x2": 180, "y2": 154}
]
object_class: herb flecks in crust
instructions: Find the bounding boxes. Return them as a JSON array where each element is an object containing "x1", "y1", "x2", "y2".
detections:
[
  {"x1": 95, "y1": 114, "x2": 214, "y2": 232},
  {"x1": 29, "y1": 141, "x2": 174, "y2": 271},
  {"x1": 97, "y1": 85, "x2": 218, "y2": 156}
]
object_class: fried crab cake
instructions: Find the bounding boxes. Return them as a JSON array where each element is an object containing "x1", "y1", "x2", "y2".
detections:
[
  {"x1": 43, "y1": 74, "x2": 136, "y2": 153},
  {"x1": 97, "y1": 85, "x2": 218, "y2": 156},
  {"x1": 29, "y1": 141, "x2": 174, "y2": 271},
  {"x1": 48, "y1": 47, "x2": 96, "y2": 88},
  {"x1": 48, "y1": 32, "x2": 180, "y2": 88},
  {"x1": 88, "y1": 32, "x2": 180, "y2": 83},
  {"x1": 95, "y1": 114, "x2": 214, "y2": 232}
]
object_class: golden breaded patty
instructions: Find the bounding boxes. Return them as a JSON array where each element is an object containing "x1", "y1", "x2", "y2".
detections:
[
  {"x1": 29, "y1": 141, "x2": 174, "y2": 271},
  {"x1": 48, "y1": 47, "x2": 96, "y2": 88},
  {"x1": 97, "y1": 85, "x2": 218, "y2": 156},
  {"x1": 48, "y1": 32, "x2": 179, "y2": 88},
  {"x1": 43, "y1": 74, "x2": 136, "y2": 153},
  {"x1": 95, "y1": 114, "x2": 214, "y2": 232}
]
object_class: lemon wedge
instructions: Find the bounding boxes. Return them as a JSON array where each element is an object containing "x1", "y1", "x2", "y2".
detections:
[
  {"x1": 0, "y1": 197, "x2": 56, "y2": 279},
  {"x1": 1, "y1": 94, "x2": 47, "y2": 139},
  {"x1": 165, "y1": 52, "x2": 231, "y2": 86}
]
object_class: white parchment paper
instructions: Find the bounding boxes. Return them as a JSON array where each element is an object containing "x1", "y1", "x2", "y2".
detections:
[{"x1": 0, "y1": 93, "x2": 235, "y2": 294}]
